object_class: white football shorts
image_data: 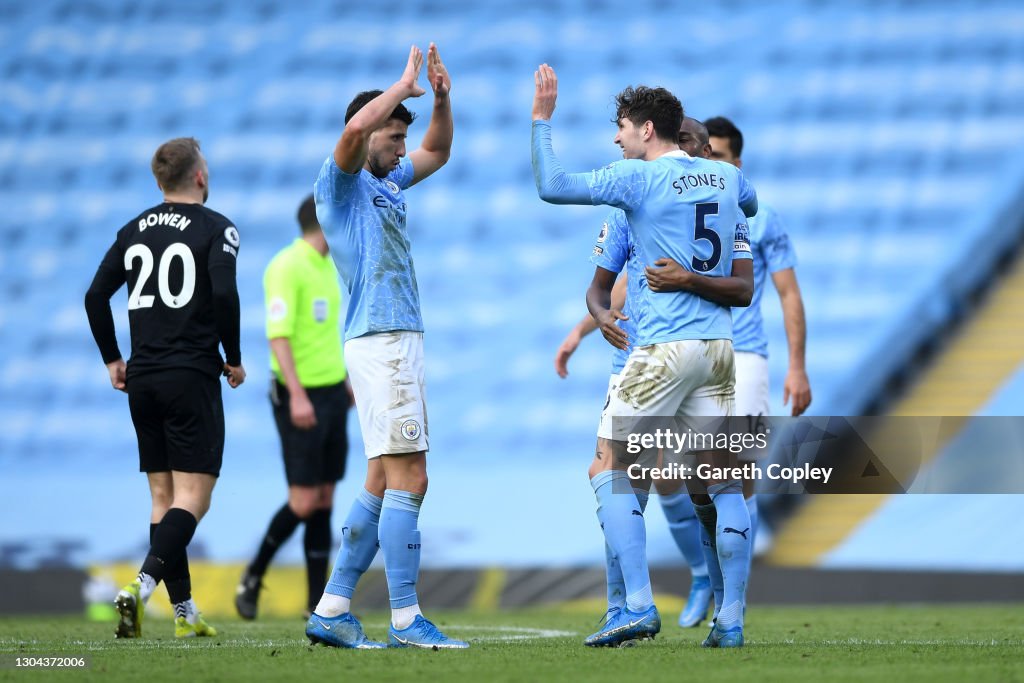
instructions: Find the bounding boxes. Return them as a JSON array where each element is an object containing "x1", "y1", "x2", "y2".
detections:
[
  {"x1": 597, "y1": 339, "x2": 736, "y2": 442},
  {"x1": 734, "y1": 351, "x2": 770, "y2": 418},
  {"x1": 343, "y1": 331, "x2": 429, "y2": 459}
]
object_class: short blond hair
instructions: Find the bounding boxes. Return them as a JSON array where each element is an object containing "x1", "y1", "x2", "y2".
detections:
[{"x1": 151, "y1": 137, "x2": 202, "y2": 191}]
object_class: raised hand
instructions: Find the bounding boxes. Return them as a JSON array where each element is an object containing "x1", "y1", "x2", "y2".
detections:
[
  {"x1": 426, "y1": 42, "x2": 451, "y2": 97},
  {"x1": 532, "y1": 63, "x2": 558, "y2": 121},
  {"x1": 399, "y1": 45, "x2": 427, "y2": 98}
]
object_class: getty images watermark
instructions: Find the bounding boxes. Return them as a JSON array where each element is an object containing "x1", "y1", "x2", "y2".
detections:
[
  {"x1": 606, "y1": 415, "x2": 1024, "y2": 494},
  {"x1": 622, "y1": 426, "x2": 833, "y2": 485}
]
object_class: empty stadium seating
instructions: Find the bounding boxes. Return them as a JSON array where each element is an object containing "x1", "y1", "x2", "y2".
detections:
[{"x1": 2, "y1": 0, "x2": 1024, "y2": 481}]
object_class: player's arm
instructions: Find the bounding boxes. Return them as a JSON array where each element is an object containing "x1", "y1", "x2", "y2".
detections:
[
  {"x1": 555, "y1": 274, "x2": 627, "y2": 378},
  {"x1": 586, "y1": 267, "x2": 629, "y2": 351},
  {"x1": 335, "y1": 45, "x2": 426, "y2": 173},
  {"x1": 737, "y1": 168, "x2": 758, "y2": 218},
  {"x1": 84, "y1": 240, "x2": 128, "y2": 391},
  {"x1": 645, "y1": 257, "x2": 753, "y2": 307},
  {"x1": 531, "y1": 64, "x2": 597, "y2": 205},
  {"x1": 408, "y1": 43, "x2": 452, "y2": 186},
  {"x1": 269, "y1": 338, "x2": 317, "y2": 429},
  {"x1": 209, "y1": 225, "x2": 245, "y2": 388},
  {"x1": 772, "y1": 267, "x2": 812, "y2": 416},
  {"x1": 264, "y1": 259, "x2": 315, "y2": 428}
]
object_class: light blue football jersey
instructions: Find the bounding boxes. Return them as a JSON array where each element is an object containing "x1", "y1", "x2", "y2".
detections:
[
  {"x1": 589, "y1": 210, "x2": 641, "y2": 374},
  {"x1": 585, "y1": 151, "x2": 756, "y2": 346},
  {"x1": 313, "y1": 156, "x2": 423, "y2": 342},
  {"x1": 732, "y1": 201, "x2": 798, "y2": 357}
]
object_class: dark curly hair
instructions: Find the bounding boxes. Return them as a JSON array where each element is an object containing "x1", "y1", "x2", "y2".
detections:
[
  {"x1": 613, "y1": 86, "x2": 683, "y2": 142},
  {"x1": 344, "y1": 90, "x2": 416, "y2": 126}
]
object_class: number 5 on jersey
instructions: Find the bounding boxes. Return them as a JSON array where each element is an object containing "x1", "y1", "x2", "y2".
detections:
[
  {"x1": 692, "y1": 202, "x2": 721, "y2": 272},
  {"x1": 125, "y1": 243, "x2": 196, "y2": 310}
]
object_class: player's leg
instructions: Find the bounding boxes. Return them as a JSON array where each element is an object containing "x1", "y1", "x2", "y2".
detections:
[
  {"x1": 166, "y1": 470, "x2": 218, "y2": 637},
  {"x1": 236, "y1": 485, "x2": 316, "y2": 619},
  {"x1": 734, "y1": 351, "x2": 772, "y2": 557},
  {"x1": 237, "y1": 384, "x2": 323, "y2": 619},
  {"x1": 116, "y1": 373, "x2": 168, "y2": 638},
  {"x1": 373, "y1": 333, "x2": 466, "y2": 649},
  {"x1": 654, "y1": 477, "x2": 712, "y2": 627},
  {"x1": 588, "y1": 442, "x2": 654, "y2": 618},
  {"x1": 303, "y1": 382, "x2": 351, "y2": 616},
  {"x1": 145, "y1": 472, "x2": 199, "y2": 634},
  {"x1": 307, "y1": 333, "x2": 408, "y2": 649},
  {"x1": 593, "y1": 375, "x2": 625, "y2": 617},
  {"x1": 683, "y1": 342, "x2": 751, "y2": 648},
  {"x1": 585, "y1": 345, "x2": 697, "y2": 647},
  {"x1": 303, "y1": 483, "x2": 335, "y2": 617},
  {"x1": 308, "y1": 459, "x2": 385, "y2": 649},
  {"x1": 159, "y1": 369, "x2": 223, "y2": 638}
]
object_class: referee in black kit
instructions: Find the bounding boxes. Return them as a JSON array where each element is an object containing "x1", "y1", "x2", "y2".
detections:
[
  {"x1": 235, "y1": 195, "x2": 352, "y2": 620},
  {"x1": 84, "y1": 136, "x2": 245, "y2": 639}
]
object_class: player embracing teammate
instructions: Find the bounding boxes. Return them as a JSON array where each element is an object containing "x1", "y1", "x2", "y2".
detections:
[{"x1": 532, "y1": 65, "x2": 758, "y2": 648}]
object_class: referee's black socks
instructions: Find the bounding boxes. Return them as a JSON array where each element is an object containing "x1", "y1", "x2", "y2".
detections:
[
  {"x1": 249, "y1": 504, "x2": 302, "y2": 577},
  {"x1": 304, "y1": 508, "x2": 332, "y2": 610},
  {"x1": 149, "y1": 522, "x2": 192, "y2": 605},
  {"x1": 140, "y1": 508, "x2": 198, "y2": 585}
]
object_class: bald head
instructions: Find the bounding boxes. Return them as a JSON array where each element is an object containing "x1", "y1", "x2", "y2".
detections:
[{"x1": 678, "y1": 117, "x2": 711, "y2": 159}]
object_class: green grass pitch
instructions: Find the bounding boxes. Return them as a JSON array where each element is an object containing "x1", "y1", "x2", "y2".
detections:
[{"x1": 1, "y1": 605, "x2": 1022, "y2": 682}]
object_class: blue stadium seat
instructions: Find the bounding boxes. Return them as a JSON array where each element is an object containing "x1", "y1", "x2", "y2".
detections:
[{"x1": 2, "y1": 0, "x2": 1024, "y2": 475}]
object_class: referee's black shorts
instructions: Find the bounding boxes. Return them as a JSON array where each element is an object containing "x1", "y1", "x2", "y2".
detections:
[
  {"x1": 270, "y1": 379, "x2": 350, "y2": 486},
  {"x1": 128, "y1": 368, "x2": 225, "y2": 477}
]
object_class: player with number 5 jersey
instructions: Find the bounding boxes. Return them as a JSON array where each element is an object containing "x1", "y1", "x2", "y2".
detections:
[
  {"x1": 531, "y1": 65, "x2": 757, "y2": 648},
  {"x1": 85, "y1": 136, "x2": 245, "y2": 641}
]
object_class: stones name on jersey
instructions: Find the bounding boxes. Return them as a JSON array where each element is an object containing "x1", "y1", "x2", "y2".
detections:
[{"x1": 672, "y1": 171, "x2": 728, "y2": 194}]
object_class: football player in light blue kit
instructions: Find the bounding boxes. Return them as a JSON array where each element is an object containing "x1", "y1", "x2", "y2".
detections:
[
  {"x1": 305, "y1": 44, "x2": 468, "y2": 650},
  {"x1": 553, "y1": 118, "x2": 717, "y2": 630},
  {"x1": 649, "y1": 118, "x2": 813, "y2": 633},
  {"x1": 532, "y1": 64, "x2": 757, "y2": 647}
]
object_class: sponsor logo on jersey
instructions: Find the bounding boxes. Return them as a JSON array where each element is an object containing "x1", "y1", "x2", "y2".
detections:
[
  {"x1": 593, "y1": 246, "x2": 604, "y2": 256},
  {"x1": 313, "y1": 298, "x2": 328, "y2": 322},
  {"x1": 401, "y1": 419, "x2": 421, "y2": 441},
  {"x1": 734, "y1": 223, "x2": 751, "y2": 253}
]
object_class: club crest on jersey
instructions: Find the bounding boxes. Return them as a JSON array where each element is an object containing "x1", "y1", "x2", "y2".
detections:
[
  {"x1": 401, "y1": 419, "x2": 421, "y2": 441},
  {"x1": 385, "y1": 180, "x2": 400, "y2": 194},
  {"x1": 313, "y1": 298, "x2": 328, "y2": 322},
  {"x1": 597, "y1": 222, "x2": 609, "y2": 243},
  {"x1": 224, "y1": 226, "x2": 240, "y2": 248}
]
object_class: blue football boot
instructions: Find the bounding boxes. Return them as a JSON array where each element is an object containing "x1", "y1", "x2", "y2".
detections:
[
  {"x1": 306, "y1": 612, "x2": 386, "y2": 649},
  {"x1": 388, "y1": 615, "x2": 469, "y2": 649},
  {"x1": 678, "y1": 575, "x2": 713, "y2": 628},
  {"x1": 584, "y1": 605, "x2": 661, "y2": 647}
]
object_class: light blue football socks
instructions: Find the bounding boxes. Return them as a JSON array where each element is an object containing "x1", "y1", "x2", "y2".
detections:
[
  {"x1": 322, "y1": 488, "x2": 382, "y2": 612},
  {"x1": 592, "y1": 471, "x2": 654, "y2": 613}
]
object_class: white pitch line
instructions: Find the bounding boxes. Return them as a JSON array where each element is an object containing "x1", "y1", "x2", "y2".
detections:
[
  {"x1": 445, "y1": 625, "x2": 578, "y2": 642},
  {"x1": 0, "y1": 626, "x2": 579, "y2": 652}
]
